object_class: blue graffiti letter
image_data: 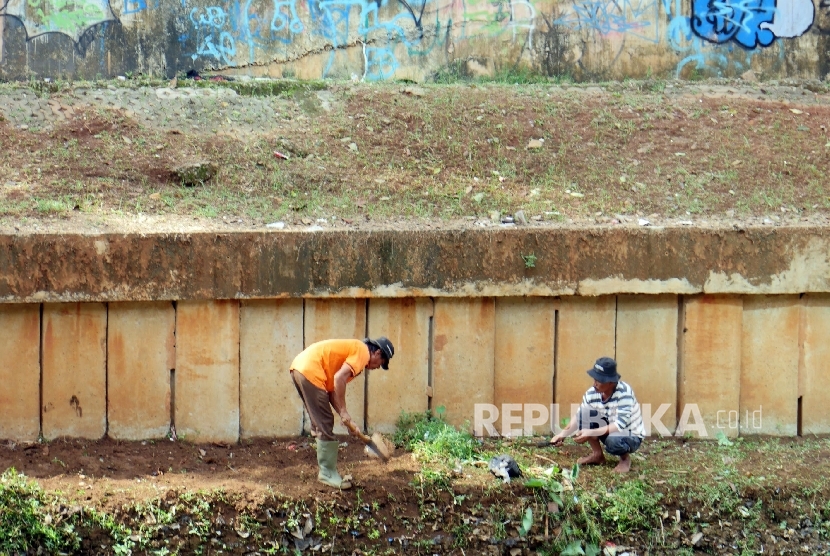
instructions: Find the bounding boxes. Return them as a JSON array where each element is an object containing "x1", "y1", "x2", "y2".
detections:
[{"x1": 691, "y1": 0, "x2": 775, "y2": 47}]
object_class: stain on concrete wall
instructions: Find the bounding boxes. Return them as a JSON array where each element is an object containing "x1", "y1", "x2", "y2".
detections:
[
  {"x1": 0, "y1": 0, "x2": 826, "y2": 80},
  {"x1": 494, "y1": 296, "x2": 556, "y2": 435},
  {"x1": 432, "y1": 297, "x2": 495, "y2": 428},
  {"x1": 740, "y1": 295, "x2": 800, "y2": 435},
  {"x1": 799, "y1": 293, "x2": 830, "y2": 435},
  {"x1": 679, "y1": 295, "x2": 742, "y2": 438},
  {"x1": 41, "y1": 302, "x2": 108, "y2": 440}
]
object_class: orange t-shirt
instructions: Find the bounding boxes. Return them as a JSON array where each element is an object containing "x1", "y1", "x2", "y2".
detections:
[{"x1": 290, "y1": 339, "x2": 370, "y2": 392}]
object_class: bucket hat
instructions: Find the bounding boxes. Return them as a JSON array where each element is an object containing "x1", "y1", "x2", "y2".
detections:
[{"x1": 586, "y1": 357, "x2": 620, "y2": 383}]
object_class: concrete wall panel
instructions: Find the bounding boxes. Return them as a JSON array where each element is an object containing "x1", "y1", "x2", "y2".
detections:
[
  {"x1": 0, "y1": 304, "x2": 41, "y2": 441},
  {"x1": 616, "y1": 295, "x2": 678, "y2": 435},
  {"x1": 432, "y1": 298, "x2": 495, "y2": 428},
  {"x1": 42, "y1": 303, "x2": 107, "y2": 439},
  {"x1": 555, "y1": 296, "x2": 616, "y2": 429},
  {"x1": 741, "y1": 296, "x2": 799, "y2": 436},
  {"x1": 304, "y1": 299, "x2": 367, "y2": 434},
  {"x1": 240, "y1": 299, "x2": 304, "y2": 438},
  {"x1": 176, "y1": 300, "x2": 240, "y2": 443},
  {"x1": 494, "y1": 297, "x2": 556, "y2": 435},
  {"x1": 680, "y1": 296, "x2": 742, "y2": 437},
  {"x1": 108, "y1": 302, "x2": 175, "y2": 440},
  {"x1": 800, "y1": 294, "x2": 830, "y2": 434},
  {"x1": 367, "y1": 298, "x2": 432, "y2": 433}
]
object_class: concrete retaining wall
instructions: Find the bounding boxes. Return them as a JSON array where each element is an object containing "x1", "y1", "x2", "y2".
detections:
[
  {"x1": 1, "y1": 293, "x2": 827, "y2": 442},
  {"x1": 0, "y1": 0, "x2": 828, "y2": 81},
  {"x1": 1, "y1": 228, "x2": 826, "y2": 441}
]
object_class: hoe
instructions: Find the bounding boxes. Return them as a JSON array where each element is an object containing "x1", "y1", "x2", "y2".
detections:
[{"x1": 345, "y1": 421, "x2": 394, "y2": 462}]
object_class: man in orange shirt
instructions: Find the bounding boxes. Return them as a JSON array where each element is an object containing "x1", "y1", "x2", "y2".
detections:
[{"x1": 290, "y1": 337, "x2": 394, "y2": 489}]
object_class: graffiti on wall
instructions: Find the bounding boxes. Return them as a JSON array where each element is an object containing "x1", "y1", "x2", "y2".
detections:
[
  {"x1": 668, "y1": 0, "x2": 741, "y2": 77},
  {"x1": 188, "y1": 5, "x2": 236, "y2": 65},
  {"x1": 539, "y1": 0, "x2": 661, "y2": 80},
  {"x1": 179, "y1": 0, "x2": 538, "y2": 80},
  {"x1": 0, "y1": 0, "x2": 536, "y2": 77},
  {"x1": 1, "y1": 0, "x2": 116, "y2": 41},
  {"x1": 690, "y1": 0, "x2": 814, "y2": 47},
  {"x1": 0, "y1": 0, "x2": 820, "y2": 79},
  {"x1": 553, "y1": 0, "x2": 662, "y2": 43},
  {"x1": 666, "y1": 0, "x2": 818, "y2": 80}
]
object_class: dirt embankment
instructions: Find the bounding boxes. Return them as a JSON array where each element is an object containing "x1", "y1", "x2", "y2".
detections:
[{"x1": 1, "y1": 79, "x2": 829, "y2": 236}]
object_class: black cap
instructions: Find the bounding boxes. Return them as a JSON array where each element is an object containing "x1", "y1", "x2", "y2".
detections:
[
  {"x1": 586, "y1": 357, "x2": 620, "y2": 383},
  {"x1": 367, "y1": 337, "x2": 395, "y2": 370}
]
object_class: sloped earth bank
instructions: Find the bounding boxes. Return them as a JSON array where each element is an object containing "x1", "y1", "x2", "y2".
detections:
[
  {"x1": 0, "y1": 78, "x2": 830, "y2": 234},
  {"x1": 2, "y1": 436, "x2": 830, "y2": 555}
]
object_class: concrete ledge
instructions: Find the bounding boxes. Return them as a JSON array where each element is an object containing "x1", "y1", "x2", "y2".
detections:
[{"x1": 0, "y1": 227, "x2": 828, "y2": 302}]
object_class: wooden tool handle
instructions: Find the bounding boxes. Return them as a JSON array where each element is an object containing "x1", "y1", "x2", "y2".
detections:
[{"x1": 345, "y1": 420, "x2": 371, "y2": 443}]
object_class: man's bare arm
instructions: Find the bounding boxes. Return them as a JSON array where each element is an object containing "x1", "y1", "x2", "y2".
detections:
[
  {"x1": 550, "y1": 408, "x2": 581, "y2": 445},
  {"x1": 575, "y1": 422, "x2": 619, "y2": 440},
  {"x1": 332, "y1": 363, "x2": 355, "y2": 426}
]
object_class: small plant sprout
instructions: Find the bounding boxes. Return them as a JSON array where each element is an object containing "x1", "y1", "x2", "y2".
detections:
[
  {"x1": 518, "y1": 507, "x2": 533, "y2": 537},
  {"x1": 521, "y1": 253, "x2": 537, "y2": 268}
]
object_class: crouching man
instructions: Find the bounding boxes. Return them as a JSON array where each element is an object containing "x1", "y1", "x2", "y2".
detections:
[
  {"x1": 290, "y1": 337, "x2": 394, "y2": 489},
  {"x1": 550, "y1": 357, "x2": 645, "y2": 473}
]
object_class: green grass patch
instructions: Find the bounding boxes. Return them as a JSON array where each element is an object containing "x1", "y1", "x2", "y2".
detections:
[
  {"x1": 394, "y1": 408, "x2": 478, "y2": 462},
  {"x1": 433, "y1": 61, "x2": 565, "y2": 85},
  {"x1": 600, "y1": 479, "x2": 662, "y2": 533},
  {"x1": 188, "y1": 78, "x2": 328, "y2": 97},
  {"x1": 33, "y1": 197, "x2": 74, "y2": 214},
  {"x1": 0, "y1": 469, "x2": 80, "y2": 554}
]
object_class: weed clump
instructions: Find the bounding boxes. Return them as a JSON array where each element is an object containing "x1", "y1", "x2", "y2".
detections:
[
  {"x1": 394, "y1": 408, "x2": 478, "y2": 462},
  {"x1": 0, "y1": 469, "x2": 80, "y2": 554},
  {"x1": 600, "y1": 479, "x2": 662, "y2": 533}
]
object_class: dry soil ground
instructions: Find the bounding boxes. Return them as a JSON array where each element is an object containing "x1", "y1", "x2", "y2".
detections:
[
  {"x1": 1, "y1": 76, "x2": 830, "y2": 233},
  {"x1": 1, "y1": 434, "x2": 830, "y2": 555}
]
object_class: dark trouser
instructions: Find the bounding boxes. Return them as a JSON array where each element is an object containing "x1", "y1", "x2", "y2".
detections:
[
  {"x1": 602, "y1": 435, "x2": 642, "y2": 456},
  {"x1": 291, "y1": 370, "x2": 336, "y2": 441},
  {"x1": 578, "y1": 407, "x2": 643, "y2": 456}
]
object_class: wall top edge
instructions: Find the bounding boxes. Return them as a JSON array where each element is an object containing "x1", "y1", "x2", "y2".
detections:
[
  {"x1": 0, "y1": 227, "x2": 828, "y2": 301},
  {"x1": 3, "y1": 225, "x2": 828, "y2": 238}
]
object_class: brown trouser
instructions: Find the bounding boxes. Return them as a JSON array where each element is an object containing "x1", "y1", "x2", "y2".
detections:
[{"x1": 291, "y1": 370, "x2": 337, "y2": 441}]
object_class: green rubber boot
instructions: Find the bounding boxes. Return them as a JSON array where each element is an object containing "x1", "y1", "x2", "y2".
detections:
[{"x1": 316, "y1": 439, "x2": 352, "y2": 489}]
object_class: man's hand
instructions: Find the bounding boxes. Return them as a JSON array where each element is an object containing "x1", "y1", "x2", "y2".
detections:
[
  {"x1": 573, "y1": 430, "x2": 591, "y2": 444},
  {"x1": 549, "y1": 433, "x2": 565, "y2": 447},
  {"x1": 574, "y1": 425, "x2": 607, "y2": 443},
  {"x1": 340, "y1": 411, "x2": 356, "y2": 434}
]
